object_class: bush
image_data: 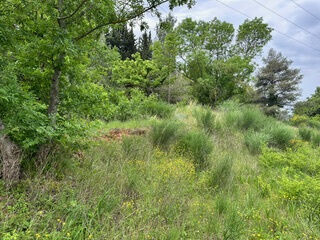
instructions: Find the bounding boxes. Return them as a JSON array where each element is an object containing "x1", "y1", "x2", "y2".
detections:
[
  {"x1": 312, "y1": 132, "x2": 320, "y2": 147},
  {"x1": 141, "y1": 99, "x2": 174, "y2": 119},
  {"x1": 150, "y1": 120, "x2": 181, "y2": 150},
  {"x1": 268, "y1": 124, "x2": 295, "y2": 149},
  {"x1": 194, "y1": 107, "x2": 216, "y2": 134},
  {"x1": 244, "y1": 131, "x2": 270, "y2": 154},
  {"x1": 176, "y1": 130, "x2": 213, "y2": 169},
  {"x1": 298, "y1": 127, "x2": 313, "y2": 141}
]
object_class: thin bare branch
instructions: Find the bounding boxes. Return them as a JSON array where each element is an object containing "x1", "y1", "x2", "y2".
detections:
[
  {"x1": 58, "y1": 0, "x2": 89, "y2": 20},
  {"x1": 74, "y1": 0, "x2": 169, "y2": 41}
]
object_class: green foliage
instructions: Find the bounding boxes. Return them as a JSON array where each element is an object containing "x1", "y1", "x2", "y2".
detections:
[
  {"x1": 111, "y1": 53, "x2": 164, "y2": 95},
  {"x1": 194, "y1": 107, "x2": 216, "y2": 134},
  {"x1": 235, "y1": 17, "x2": 273, "y2": 59},
  {"x1": 0, "y1": 66, "x2": 54, "y2": 150},
  {"x1": 208, "y1": 156, "x2": 233, "y2": 189},
  {"x1": 105, "y1": 24, "x2": 137, "y2": 60},
  {"x1": 256, "y1": 49, "x2": 302, "y2": 115},
  {"x1": 176, "y1": 17, "x2": 271, "y2": 105},
  {"x1": 237, "y1": 107, "x2": 266, "y2": 131},
  {"x1": 244, "y1": 131, "x2": 270, "y2": 154},
  {"x1": 192, "y1": 57, "x2": 254, "y2": 106},
  {"x1": 109, "y1": 90, "x2": 173, "y2": 121},
  {"x1": 150, "y1": 120, "x2": 181, "y2": 150},
  {"x1": 312, "y1": 131, "x2": 320, "y2": 147},
  {"x1": 122, "y1": 136, "x2": 152, "y2": 161},
  {"x1": 268, "y1": 124, "x2": 296, "y2": 149},
  {"x1": 141, "y1": 100, "x2": 174, "y2": 119},
  {"x1": 294, "y1": 87, "x2": 320, "y2": 117},
  {"x1": 298, "y1": 126, "x2": 313, "y2": 141},
  {"x1": 176, "y1": 130, "x2": 213, "y2": 169}
]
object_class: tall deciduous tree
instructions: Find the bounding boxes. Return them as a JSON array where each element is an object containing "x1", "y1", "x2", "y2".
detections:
[
  {"x1": 256, "y1": 49, "x2": 302, "y2": 115},
  {"x1": 176, "y1": 17, "x2": 272, "y2": 105},
  {"x1": 0, "y1": 0, "x2": 195, "y2": 185}
]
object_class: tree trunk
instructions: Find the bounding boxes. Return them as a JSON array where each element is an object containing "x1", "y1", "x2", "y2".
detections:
[
  {"x1": 47, "y1": 0, "x2": 66, "y2": 124},
  {"x1": 47, "y1": 60, "x2": 63, "y2": 125},
  {"x1": 0, "y1": 119, "x2": 21, "y2": 188}
]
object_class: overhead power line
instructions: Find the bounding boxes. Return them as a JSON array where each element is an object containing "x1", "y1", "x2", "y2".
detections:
[
  {"x1": 214, "y1": 0, "x2": 320, "y2": 55},
  {"x1": 252, "y1": 0, "x2": 320, "y2": 41},
  {"x1": 289, "y1": 0, "x2": 320, "y2": 22}
]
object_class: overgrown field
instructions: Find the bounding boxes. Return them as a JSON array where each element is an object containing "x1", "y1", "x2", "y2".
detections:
[{"x1": 1, "y1": 102, "x2": 320, "y2": 240}]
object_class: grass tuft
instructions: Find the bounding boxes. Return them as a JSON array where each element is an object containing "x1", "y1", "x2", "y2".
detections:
[
  {"x1": 150, "y1": 120, "x2": 181, "y2": 150},
  {"x1": 176, "y1": 130, "x2": 213, "y2": 169}
]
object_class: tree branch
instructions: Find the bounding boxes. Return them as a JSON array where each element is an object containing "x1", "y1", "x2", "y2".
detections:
[
  {"x1": 58, "y1": 0, "x2": 89, "y2": 20},
  {"x1": 74, "y1": 0, "x2": 169, "y2": 41}
]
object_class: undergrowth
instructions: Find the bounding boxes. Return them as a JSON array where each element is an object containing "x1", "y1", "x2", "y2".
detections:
[{"x1": 1, "y1": 102, "x2": 319, "y2": 240}]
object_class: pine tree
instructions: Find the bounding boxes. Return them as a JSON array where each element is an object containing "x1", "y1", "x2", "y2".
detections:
[
  {"x1": 256, "y1": 49, "x2": 302, "y2": 115},
  {"x1": 139, "y1": 31, "x2": 152, "y2": 60},
  {"x1": 106, "y1": 25, "x2": 137, "y2": 60}
]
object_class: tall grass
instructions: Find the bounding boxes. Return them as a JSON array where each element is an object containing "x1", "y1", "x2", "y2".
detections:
[
  {"x1": 244, "y1": 131, "x2": 270, "y2": 154},
  {"x1": 312, "y1": 131, "x2": 320, "y2": 147},
  {"x1": 268, "y1": 124, "x2": 296, "y2": 149},
  {"x1": 299, "y1": 127, "x2": 313, "y2": 141},
  {"x1": 208, "y1": 156, "x2": 233, "y2": 189},
  {"x1": 176, "y1": 130, "x2": 213, "y2": 169},
  {"x1": 237, "y1": 107, "x2": 266, "y2": 131},
  {"x1": 150, "y1": 120, "x2": 181, "y2": 150},
  {"x1": 194, "y1": 107, "x2": 216, "y2": 134}
]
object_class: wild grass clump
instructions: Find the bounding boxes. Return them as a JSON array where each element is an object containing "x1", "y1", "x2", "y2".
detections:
[
  {"x1": 150, "y1": 120, "x2": 181, "y2": 150},
  {"x1": 237, "y1": 107, "x2": 266, "y2": 131},
  {"x1": 122, "y1": 136, "x2": 152, "y2": 161},
  {"x1": 298, "y1": 126, "x2": 313, "y2": 142},
  {"x1": 176, "y1": 130, "x2": 213, "y2": 169},
  {"x1": 312, "y1": 132, "x2": 320, "y2": 147},
  {"x1": 244, "y1": 131, "x2": 270, "y2": 154},
  {"x1": 194, "y1": 107, "x2": 216, "y2": 134},
  {"x1": 208, "y1": 156, "x2": 233, "y2": 189},
  {"x1": 268, "y1": 124, "x2": 296, "y2": 149},
  {"x1": 142, "y1": 100, "x2": 174, "y2": 119}
]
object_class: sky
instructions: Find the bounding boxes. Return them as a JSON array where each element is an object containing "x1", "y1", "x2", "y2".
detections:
[{"x1": 141, "y1": 0, "x2": 320, "y2": 100}]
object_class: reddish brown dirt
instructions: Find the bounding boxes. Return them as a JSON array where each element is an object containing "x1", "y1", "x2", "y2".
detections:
[{"x1": 98, "y1": 128, "x2": 148, "y2": 142}]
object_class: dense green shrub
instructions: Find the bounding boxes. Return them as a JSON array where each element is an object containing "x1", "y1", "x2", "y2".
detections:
[
  {"x1": 176, "y1": 130, "x2": 213, "y2": 169},
  {"x1": 268, "y1": 124, "x2": 295, "y2": 149},
  {"x1": 298, "y1": 127, "x2": 313, "y2": 141},
  {"x1": 260, "y1": 144, "x2": 320, "y2": 175},
  {"x1": 244, "y1": 131, "x2": 270, "y2": 154},
  {"x1": 141, "y1": 99, "x2": 174, "y2": 119},
  {"x1": 194, "y1": 107, "x2": 216, "y2": 134},
  {"x1": 150, "y1": 120, "x2": 181, "y2": 150}
]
